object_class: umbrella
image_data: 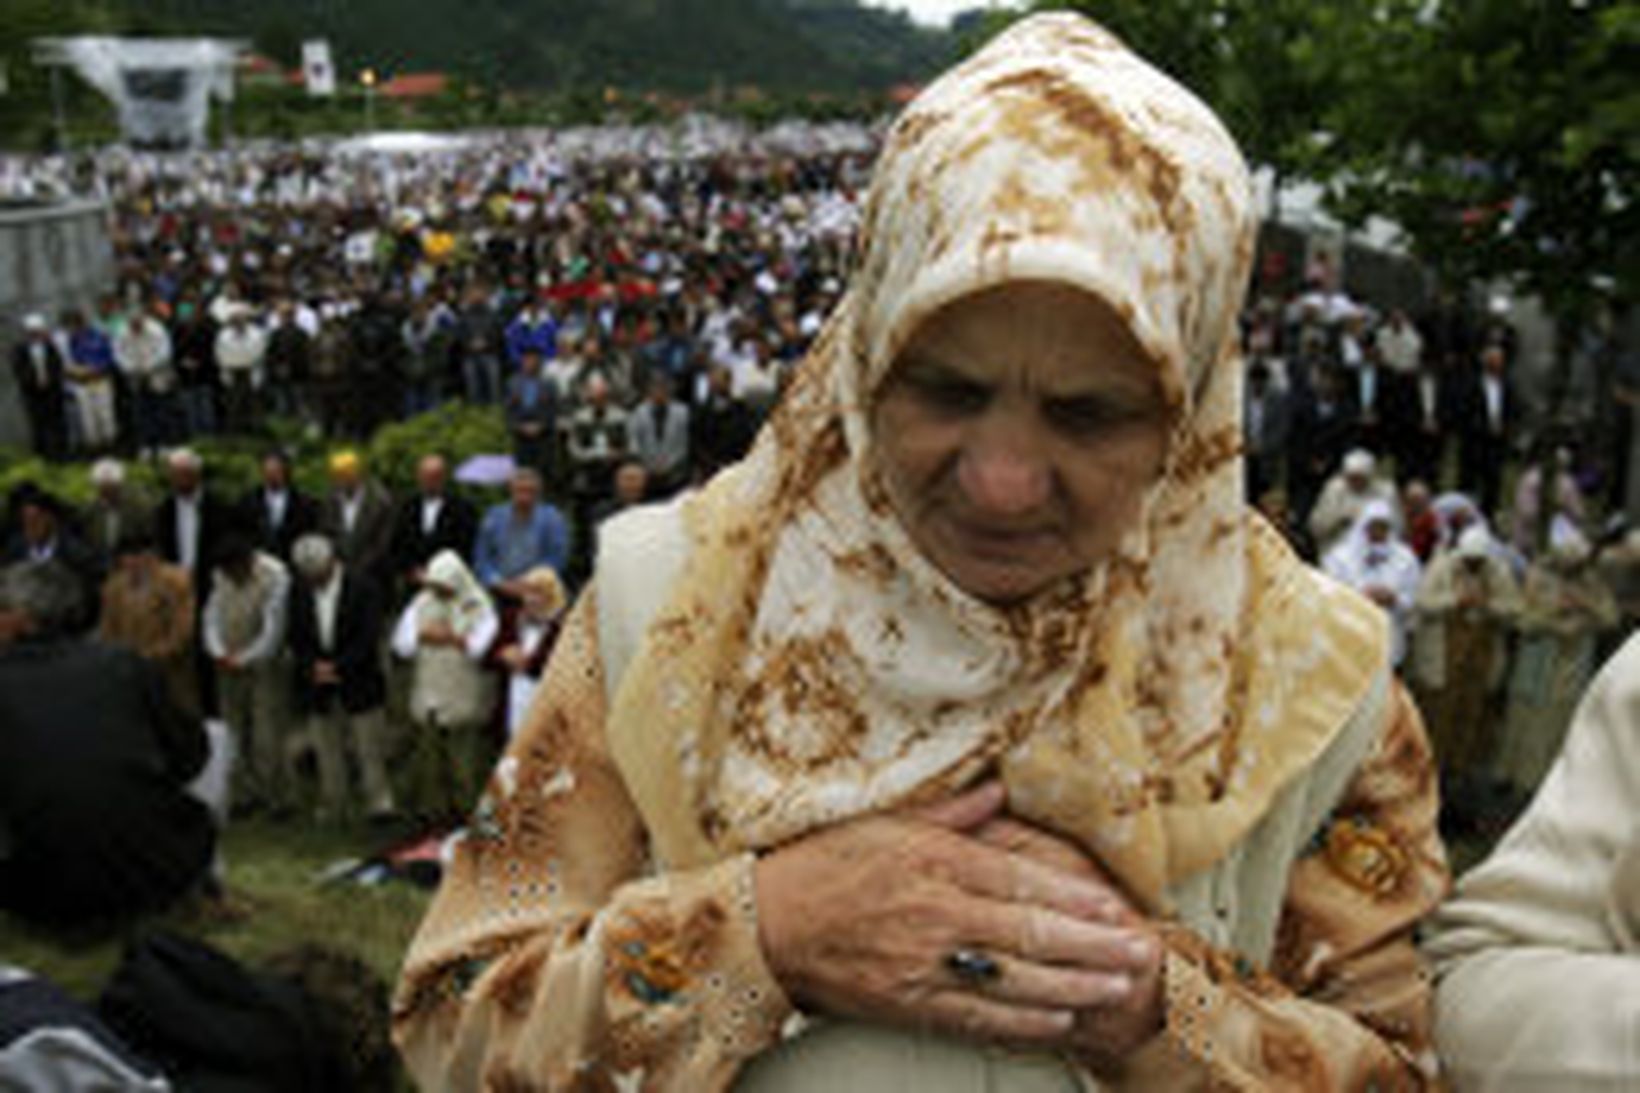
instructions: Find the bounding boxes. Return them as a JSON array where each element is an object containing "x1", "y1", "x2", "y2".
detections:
[{"x1": 455, "y1": 453, "x2": 516, "y2": 486}]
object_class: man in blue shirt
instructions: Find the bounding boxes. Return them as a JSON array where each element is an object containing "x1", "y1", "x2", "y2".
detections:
[
  {"x1": 473, "y1": 468, "x2": 570, "y2": 594},
  {"x1": 503, "y1": 300, "x2": 559, "y2": 368},
  {"x1": 64, "y1": 309, "x2": 119, "y2": 453}
]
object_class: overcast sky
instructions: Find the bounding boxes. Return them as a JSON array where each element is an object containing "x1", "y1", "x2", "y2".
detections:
[{"x1": 861, "y1": 0, "x2": 1017, "y2": 28}]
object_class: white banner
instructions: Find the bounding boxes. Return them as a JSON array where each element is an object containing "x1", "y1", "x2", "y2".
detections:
[
  {"x1": 302, "y1": 39, "x2": 335, "y2": 97},
  {"x1": 48, "y1": 37, "x2": 240, "y2": 148}
]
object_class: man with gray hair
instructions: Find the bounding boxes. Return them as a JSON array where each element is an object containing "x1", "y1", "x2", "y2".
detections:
[
  {"x1": 286, "y1": 533, "x2": 395, "y2": 821},
  {"x1": 84, "y1": 458, "x2": 154, "y2": 565},
  {"x1": 0, "y1": 562, "x2": 221, "y2": 925},
  {"x1": 154, "y1": 447, "x2": 229, "y2": 595},
  {"x1": 473, "y1": 467, "x2": 570, "y2": 595}
]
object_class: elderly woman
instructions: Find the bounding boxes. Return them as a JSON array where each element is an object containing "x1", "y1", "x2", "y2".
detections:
[
  {"x1": 1322, "y1": 499, "x2": 1423, "y2": 667},
  {"x1": 1410, "y1": 527, "x2": 1521, "y2": 781},
  {"x1": 1494, "y1": 529, "x2": 1618, "y2": 797},
  {"x1": 486, "y1": 565, "x2": 568, "y2": 739},
  {"x1": 395, "y1": 16, "x2": 1448, "y2": 1091}
]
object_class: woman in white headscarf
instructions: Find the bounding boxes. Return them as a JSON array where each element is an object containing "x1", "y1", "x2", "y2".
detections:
[
  {"x1": 395, "y1": 15, "x2": 1448, "y2": 1090},
  {"x1": 1323, "y1": 498, "x2": 1423, "y2": 667},
  {"x1": 393, "y1": 549, "x2": 500, "y2": 818},
  {"x1": 1410, "y1": 526, "x2": 1521, "y2": 780}
]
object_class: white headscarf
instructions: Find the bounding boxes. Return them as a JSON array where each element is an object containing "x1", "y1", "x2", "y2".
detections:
[{"x1": 412, "y1": 550, "x2": 492, "y2": 635}]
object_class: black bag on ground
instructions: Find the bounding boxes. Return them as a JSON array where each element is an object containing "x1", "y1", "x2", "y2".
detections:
[{"x1": 97, "y1": 931, "x2": 349, "y2": 1093}]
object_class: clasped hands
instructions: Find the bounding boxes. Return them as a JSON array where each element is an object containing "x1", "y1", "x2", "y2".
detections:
[{"x1": 754, "y1": 781, "x2": 1164, "y2": 1069}]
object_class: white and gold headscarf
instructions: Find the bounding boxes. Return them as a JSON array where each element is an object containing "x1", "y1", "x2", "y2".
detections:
[{"x1": 605, "y1": 12, "x2": 1386, "y2": 911}]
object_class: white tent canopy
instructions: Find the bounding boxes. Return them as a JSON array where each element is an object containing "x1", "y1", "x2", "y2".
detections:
[{"x1": 35, "y1": 37, "x2": 245, "y2": 149}]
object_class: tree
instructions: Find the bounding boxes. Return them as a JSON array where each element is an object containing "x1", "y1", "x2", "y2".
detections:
[
  {"x1": 1320, "y1": 0, "x2": 1638, "y2": 413},
  {"x1": 974, "y1": 2, "x2": 1411, "y2": 216}
]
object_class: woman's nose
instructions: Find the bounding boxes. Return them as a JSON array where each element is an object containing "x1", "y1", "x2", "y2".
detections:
[{"x1": 956, "y1": 421, "x2": 1051, "y2": 517}]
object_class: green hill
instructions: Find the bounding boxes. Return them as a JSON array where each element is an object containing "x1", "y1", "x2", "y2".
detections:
[{"x1": 136, "y1": 0, "x2": 955, "y2": 92}]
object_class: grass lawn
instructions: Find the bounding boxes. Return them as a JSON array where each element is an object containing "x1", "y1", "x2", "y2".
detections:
[{"x1": 0, "y1": 818, "x2": 433, "y2": 1078}]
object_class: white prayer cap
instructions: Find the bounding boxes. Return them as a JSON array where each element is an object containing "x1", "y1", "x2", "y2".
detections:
[
  {"x1": 21, "y1": 313, "x2": 46, "y2": 332},
  {"x1": 1343, "y1": 449, "x2": 1375, "y2": 477},
  {"x1": 89, "y1": 458, "x2": 126, "y2": 487},
  {"x1": 1455, "y1": 526, "x2": 1492, "y2": 560}
]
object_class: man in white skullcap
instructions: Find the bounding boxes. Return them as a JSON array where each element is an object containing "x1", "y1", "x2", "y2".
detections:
[
  {"x1": 1308, "y1": 447, "x2": 1401, "y2": 554},
  {"x1": 11, "y1": 313, "x2": 67, "y2": 458}
]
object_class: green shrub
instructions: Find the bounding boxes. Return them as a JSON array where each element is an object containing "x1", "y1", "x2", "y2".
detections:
[{"x1": 0, "y1": 403, "x2": 512, "y2": 514}]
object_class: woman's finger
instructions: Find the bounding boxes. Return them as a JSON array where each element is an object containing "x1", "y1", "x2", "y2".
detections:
[
  {"x1": 922, "y1": 990, "x2": 1074, "y2": 1046},
  {"x1": 949, "y1": 950, "x2": 1135, "y2": 1012},
  {"x1": 958, "y1": 897, "x2": 1155, "y2": 976},
  {"x1": 909, "y1": 779, "x2": 1006, "y2": 832}
]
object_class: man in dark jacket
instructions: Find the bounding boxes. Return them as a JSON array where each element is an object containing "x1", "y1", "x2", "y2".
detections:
[
  {"x1": 1457, "y1": 342, "x2": 1516, "y2": 515},
  {"x1": 0, "y1": 562, "x2": 216, "y2": 926},
  {"x1": 287, "y1": 534, "x2": 394, "y2": 821},
  {"x1": 153, "y1": 447, "x2": 232, "y2": 597},
  {"x1": 389, "y1": 453, "x2": 478, "y2": 591},
  {"x1": 11, "y1": 313, "x2": 67, "y2": 459},
  {"x1": 241, "y1": 450, "x2": 320, "y2": 563}
]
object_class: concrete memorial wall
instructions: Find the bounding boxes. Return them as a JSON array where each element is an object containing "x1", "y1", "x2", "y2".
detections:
[{"x1": 0, "y1": 199, "x2": 116, "y2": 449}]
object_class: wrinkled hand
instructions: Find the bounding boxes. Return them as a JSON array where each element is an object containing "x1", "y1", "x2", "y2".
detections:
[
  {"x1": 974, "y1": 817, "x2": 1165, "y2": 1069},
  {"x1": 755, "y1": 782, "x2": 1155, "y2": 1051}
]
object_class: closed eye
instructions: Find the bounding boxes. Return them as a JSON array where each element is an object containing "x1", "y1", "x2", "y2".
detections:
[
  {"x1": 1044, "y1": 396, "x2": 1150, "y2": 436},
  {"x1": 899, "y1": 365, "x2": 992, "y2": 415}
]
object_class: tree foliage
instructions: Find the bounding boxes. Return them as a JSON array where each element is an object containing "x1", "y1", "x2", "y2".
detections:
[
  {"x1": 1319, "y1": 0, "x2": 1637, "y2": 327},
  {"x1": 975, "y1": 1, "x2": 1633, "y2": 339}
]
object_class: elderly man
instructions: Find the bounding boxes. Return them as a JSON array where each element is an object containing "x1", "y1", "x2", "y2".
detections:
[
  {"x1": 566, "y1": 374, "x2": 628, "y2": 504},
  {"x1": 214, "y1": 305, "x2": 267, "y2": 434},
  {"x1": 629, "y1": 373, "x2": 691, "y2": 497},
  {"x1": 1307, "y1": 448, "x2": 1400, "y2": 555},
  {"x1": 320, "y1": 450, "x2": 396, "y2": 593},
  {"x1": 287, "y1": 534, "x2": 394, "y2": 822},
  {"x1": 154, "y1": 448, "x2": 229, "y2": 595},
  {"x1": 11, "y1": 313, "x2": 67, "y2": 458},
  {"x1": 473, "y1": 468, "x2": 570, "y2": 593},
  {"x1": 113, "y1": 309, "x2": 177, "y2": 454},
  {"x1": 390, "y1": 453, "x2": 479, "y2": 590},
  {"x1": 83, "y1": 458, "x2": 154, "y2": 566},
  {"x1": 204, "y1": 535, "x2": 292, "y2": 815},
  {"x1": 0, "y1": 562, "x2": 220, "y2": 926}
]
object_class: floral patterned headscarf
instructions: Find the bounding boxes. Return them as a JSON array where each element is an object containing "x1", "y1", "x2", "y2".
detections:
[{"x1": 605, "y1": 12, "x2": 1386, "y2": 910}]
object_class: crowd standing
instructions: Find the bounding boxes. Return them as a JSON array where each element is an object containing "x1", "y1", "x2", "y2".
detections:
[{"x1": 0, "y1": 119, "x2": 1634, "y2": 926}]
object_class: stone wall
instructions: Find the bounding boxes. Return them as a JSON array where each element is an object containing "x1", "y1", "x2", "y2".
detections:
[{"x1": 0, "y1": 200, "x2": 116, "y2": 449}]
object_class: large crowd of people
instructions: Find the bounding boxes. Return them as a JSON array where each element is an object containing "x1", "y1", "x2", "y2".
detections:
[
  {"x1": 0, "y1": 10, "x2": 1636, "y2": 1087},
  {"x1": 1, "y1": 121, "x2": 1637, "y2": 920}
]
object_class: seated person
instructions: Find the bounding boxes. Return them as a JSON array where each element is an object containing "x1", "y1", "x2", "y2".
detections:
[
  {"x1": 1424, "y1": 634, "x2": 1640, "y2": 1090},
  {"x1": 0, "y1": 562, "x2": 219, "y2": 927}
]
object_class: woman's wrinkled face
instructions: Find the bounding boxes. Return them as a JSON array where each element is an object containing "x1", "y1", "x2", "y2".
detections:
[{"x1": 871, "y1": 282, "x2": 1170, "y2": 605}]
